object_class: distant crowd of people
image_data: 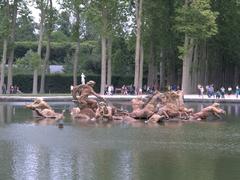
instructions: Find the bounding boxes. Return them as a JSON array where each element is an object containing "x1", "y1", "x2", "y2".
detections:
[
  {"x1": 1, "y1": 84, "x2": 22, "y2": 94},
  {"x1": 104, "y1": 83, "x2": 240, "y2": 98},
  {"x1": 104, "y1": 84, "x2": 158, "y2": 95},
  {"x1": 2, "y1": 80, "x2": 239, "y2": 98},
  {"x1": 197, "y1": 84, "x2": 240, "y2": 98}
]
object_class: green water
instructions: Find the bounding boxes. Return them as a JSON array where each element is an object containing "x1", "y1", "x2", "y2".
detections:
[{"x1": 0, "y1": 102, "x2": 240, "y2": 180}]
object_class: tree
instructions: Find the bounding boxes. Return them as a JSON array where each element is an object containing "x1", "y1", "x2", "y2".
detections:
[
  {"x1": 142, "y1": 0, "x2": 180, "y2": 90},
  {"x1": 56, "y1": 11, "x2": 71, "y2": 37},
  {"x1": 34, "y1": 0, "x2": 50, "y2": 94},
  {"x1": 15, "y1": 1, "x2": 36, "y2": 41},
  {"x1": 134, "y1": 0, "x2": 143, "y2": 92},
  {"x1": 15, "y1": 50, "x2": 41, "y2": 93},
  {"x1": 87, "y1": 0, "x2": 129, "y2": 94},
  {"x1": 175, "y1": 0, "x2": 218, "y2": 94},
  {"x1": 211, "y1": 0, "x2": 240, "y2": 86},
  {"x1": 7, "y1": 0, "x2": 19, "y2": 94},
  {"x1": 0, "y1": 0, "x2": 10, "y2": 94},
  {"x1": 39, "y1": 0, "x2": 56, "y2": 93},
  {"x1": 60, "y1": 0, "x2": 86, "y2": 86}
]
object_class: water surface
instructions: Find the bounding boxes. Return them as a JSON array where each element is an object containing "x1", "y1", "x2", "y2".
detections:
[{"x1": 0, "y1": 102, "x2": 240, "y2": 180}]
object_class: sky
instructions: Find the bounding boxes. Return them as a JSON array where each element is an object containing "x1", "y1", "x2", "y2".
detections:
[
  {"x1": 29, "y1": 5, "x2": 40, "y2": 23},
  {"x1": 28, "y1": 0, "x2": 60, "y2": 23}
]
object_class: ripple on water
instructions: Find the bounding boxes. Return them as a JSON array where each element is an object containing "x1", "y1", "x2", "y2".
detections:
[{"x1": 1, "y1": 102, "x2": 240, "y2": 180}]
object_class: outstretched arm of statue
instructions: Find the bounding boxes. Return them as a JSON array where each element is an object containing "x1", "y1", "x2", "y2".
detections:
[
  {"x1": 26, "y1": 103, "x2": 43, "y2": 110},
  {"x1": 91, "y1": 90, "x2": 106, "y2": 102},
  {"x1": 211, "y1": 107, "x2": 225, "y2": 115},
  {"x1": 25, "y1": 100, "x2": 40, "y2": 110},
  {"x1": 25, "y1": 104, "x2": 35, "y2": 110},
  {"x1": 215, "y1": 108, "x2": 226, "y2": 114}
]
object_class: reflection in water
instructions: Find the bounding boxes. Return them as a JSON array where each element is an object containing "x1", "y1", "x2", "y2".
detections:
[
  {"x1": 49, "y1": 150, "x2": 74, "y2": 180},
  {"x1": 235, "y1": 105, "x2": 240, "y2": 116},
  {"x1": 12, "y1": 144, "x2": 40, "y2": 180},
  {"x1": 200, "y1": 103, "x2": 204, "y2": 111},
  {"x1": 220, "y1": 104, "x2": 240, "y2": 117},
  {"x1": 227, "y1": 105, "x2": 232, "y2": 115},
  {"x1": 0, "y1": 105, "x2": 4, "y2": 125},
  {"x1": 115, "y1": 151, "x2": 134, "y2": 180},
  {"x1": 1, "y1": 102, "x2": 240, "y2": 180},
  {"x1": 75, "y1": 152, "x2": 95, "y2": 179},
  {"x1": 32, "y1": 118, "x2": 59, "y2": 126},
  {"x1": 0, "y1": 105, "x2": 15, "y2": 124},
  {"x1": 7, "y1": 105, "x2": 13, "y2": 123}
]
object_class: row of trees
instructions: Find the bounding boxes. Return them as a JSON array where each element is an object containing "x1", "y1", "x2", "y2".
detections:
[{"x1": 0, "y1": 0, "x2": 240, "y2": 94}]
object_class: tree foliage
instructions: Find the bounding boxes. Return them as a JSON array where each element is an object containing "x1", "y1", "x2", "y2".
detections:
[
  {"x1": 0, "y1": 1, "x2": 10, "y2": 38},
  {"x1": 175, "y1": 0, "x2": 218, "y2": 39},
  {"x1": 16, "y1": 1, "x2": 36, "y2": 41},
  {"x1": 16, "y1": 49, "x2": 41, "y2": 71}
]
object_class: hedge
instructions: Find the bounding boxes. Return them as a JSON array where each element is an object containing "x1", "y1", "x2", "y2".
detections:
[
  {"x1": 9, "y1": 74, "x2": 140, "y2": 93},
  {"x1": 13, "y1": 41, "x2": 98, "y2": 64}
]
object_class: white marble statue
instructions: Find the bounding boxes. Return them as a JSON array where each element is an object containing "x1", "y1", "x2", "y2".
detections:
[{"x1": 81, "y1": 73, "x2": 86, "y2": 84}]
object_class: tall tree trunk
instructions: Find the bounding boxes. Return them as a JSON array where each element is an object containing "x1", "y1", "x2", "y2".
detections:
[
  {"x1": 36, "y1": 1, "x2": 45, "y2": 94},
  {"x1": 159, "y1": 50, "x2": 164, "y2": 90},
  {"x1": 147, "y1": 40, "x2": 154, "y2": 87},
  {"x1": 32, "y1": 69, "x2": 38, "y2": 94},
  {"x1": 40, "y1": 0, "x2": 52, "y2": 93},
  {"x1": 38, "y1": 5, "x2": 45, "y2": 56},
  {"x1": 73, "y1": 11, "x2": 80, "y2": 86},
  {"x1": 134, "y1": 0, "x2": 142, "y2": 90},
  {"x1": 139, "y1": 43, "x2": 144, "y2": 90},
  {"x1": 181, "y1": 0, "x2": 196, "y2": 94},
  {"x1": 181, "y1": 36, "x2": 194, "y2": 94},
  {"x1": 198, "y1": 41, "x2": 206, "y2": 85},
  {"x1": 198, "y1": 43, "x2": 202, "y2": 84},
  {"x1": 40, "y1": 34, "x2": 50, "y2": 93},
  {"x1": 7, "y1": 50, "x2": 14, "y2": 94},
  {"x1": 204, "y1": 47, "x2": 208, "y2": 86},
  {"x1": 167, "y1": 49, "x2": 177, "y2": 86},
  {"x1": 101, "y1": 36, "x2": 107, "y2": 94},
  {"x1": 100, "y1": 7, "x2": 108, "y2": 94},
  {"x1": 107, "y1": 37, "x2": 112, "y2": 86},
  {"x1": 159, "y1": 61, "x2": 164, "y2": 90},
  {"x1": 7, "y1": 0, "x2": 18, "y2": 93},
  {"x1": 234, "y1": 65, "x2": 239, "y2": 86},
  {"x1": 191, "y1": 43, "x2": 198, "y2": 93},
  {"x1": 0, "y1": 39, "x2": 8, "y2": 94},
  {"x1": 73, "y1": 38, "x2": 80, "y2": 86}
]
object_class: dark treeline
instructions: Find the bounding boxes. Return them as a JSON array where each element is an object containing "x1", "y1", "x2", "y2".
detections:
[{"x1": 0, "y1": 0, "x2": 239, "y2": 94}]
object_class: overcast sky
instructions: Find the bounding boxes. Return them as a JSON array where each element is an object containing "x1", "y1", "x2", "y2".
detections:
[
  {"x1": 29, "y1": 6, "x2": 40, "y2": 22},
  {"x1": 28, "y1": 1, "x2": 60, "y2": 23}
]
